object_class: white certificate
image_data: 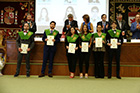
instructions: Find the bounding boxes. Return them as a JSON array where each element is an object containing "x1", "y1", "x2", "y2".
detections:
[
  {"x1": 68, "y1": 43, "x2": 76, "y2": 54},
  {"x1": 21, "y1": 43, "x2": 29, "y2": 54},
  {"x1": 47, "y1": 35, "x2": 54, "y2": 46},
  {"x1": 95, "y1": 38, "x2": 102, "y2": 48},
  {"x1": 111, "y1": 39, "x2": 118, "y2": 49},
  {"x1": 81, "y1": 42, "x2": 89, "y2": 52}
]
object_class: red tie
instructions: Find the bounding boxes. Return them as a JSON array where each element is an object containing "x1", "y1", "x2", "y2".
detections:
[{"x1": 24, "y1": 30, "x2": 27, "y2": 33}]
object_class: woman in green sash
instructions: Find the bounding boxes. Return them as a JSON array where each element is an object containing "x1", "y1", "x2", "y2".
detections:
[
  {"x1": 65, "y1": 27, "x2": 79, "y2": 78},
  {"x1": 79, "y1": 25, "x2": 92, "y2": 78},
  {"x1": 93, "y1": 24, "x2": 106, "y2": 78}
]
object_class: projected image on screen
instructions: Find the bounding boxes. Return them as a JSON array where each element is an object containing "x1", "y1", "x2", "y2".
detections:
[
  {"x1": 36, "y1": 0, "x2": 109, "y2": 34},
  {"x1": 63, "y1": 6, "x2": 77, "y2": 21},
  {"x1": 38, "y1": 8, "x2": 49, "y2": 23}
]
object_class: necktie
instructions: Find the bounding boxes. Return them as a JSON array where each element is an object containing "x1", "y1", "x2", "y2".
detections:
[
  {"x1": 103, "y1": 24, "x2": 106, "y2": 33},
  {"x1": 51, "y1": 30, "x2": 53, "y2": 34}
]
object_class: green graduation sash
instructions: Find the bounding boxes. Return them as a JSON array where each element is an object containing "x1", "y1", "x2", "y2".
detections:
[
  {"x1": 93, "y1": 33, "x2": 106, "y2": 40},
  {"x1": 108, "y1": 29, "x2": 121, "y2": 38},
  {"x1": 66, "y1": 34, "x2": 79, "y2": 43},
  {"x1": 18, "y1": 31, "x2": 33, "y2": 40},
  {"x1": 45, "y1": 29, "x2": 59, "y2": 38},
  {"x1": 79, "y1": 33, "x2": 92, "y2": 41}
]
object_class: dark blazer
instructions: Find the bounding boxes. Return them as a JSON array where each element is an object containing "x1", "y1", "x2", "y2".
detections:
[
  {"x1": 106, "y1": 29, "x2": 123, "y2": 48},
  {"x1": 42, "y1": 30, "x2": 60, "y2": 50},
  {"x1": 22, "y1": 21, "x2": 37, "y2": 33},
  {"x1": 97, "y1": 21, "x2": 110, "y2": 33},
  {"x1": 116, "y1": 20, "x2": 127, "y2": 32},
  {"x1": 63, "y1": 19, "x2": 78, "y2": 34},
  {"x1": 16, "y1": 32, "x2": 35, "y2": 50}
]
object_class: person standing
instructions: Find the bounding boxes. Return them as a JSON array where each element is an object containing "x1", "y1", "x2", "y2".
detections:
[
  {"x1": 65, "y1": 27, "x2": 79, "y2": 78},
  {"x1": 79, "y1": 14, "x2": 94, "y2": 33},
  {"x1": 39, "y1": 21, "x2": 60, "y2": 78},
  {"x1": 97, "y1": 14, "x2": 110, "y2": 33},
  {"x1": 63, "y1": 14, "x2": 78, "y2": 34},
  {"x1": 22, "y1": 14, "x2": 37, "y2": 33},
  {"x1": 130, "y1": 14, "x2": 140, "y2": 39},
  {"x1": 14, "y1": 23, "x2": 35, "y2": 77},
  {"x1": 116, "y1": 13, "x2": 128, "y2": 38},
  {"x1": 93, "y1": 24, "x2": 106, "y2": 78},
  {"x1": 106, "y1": 21, "x2": 123, "y2": 79},
  {"x1": 79, "y1": 25, "x2": 92, "y2": 78}
]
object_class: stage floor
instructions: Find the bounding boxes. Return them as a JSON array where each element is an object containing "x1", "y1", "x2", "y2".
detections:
[{"x1": 0, "y1": 75, "x2": 140, "y2": 93}]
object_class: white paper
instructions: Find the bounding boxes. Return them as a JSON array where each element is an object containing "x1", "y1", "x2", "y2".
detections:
[
  {"x1": 95, "y1": 38, "x2": 102, "y2": 48},
  {"x1": 111, "y1": 39, "x2": 117, "y2": 49},
  {"x1": 47, "y1": 35, "x2": 54, "y2": 46},
  {"x1": 81, "y1": 42, "x2": 89, "y2": 52},
  {"x1": 21, "y1": 43, "x2": 29, "y2": 54},
  {"x1": 68, "y1": 43, "x2": 76, "y2": 54}
]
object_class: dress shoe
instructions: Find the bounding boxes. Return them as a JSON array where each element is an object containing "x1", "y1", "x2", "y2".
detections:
[
  {"x1": 108, "y1": 76, "x2": 112, "y2": 79},
  {"x1": 26, "y1": 73, "x2": 30, "y2": 77},
  {"x1": 48, "y1": 73, "x2": 53, "y2": 78},
  {"x1": 117, "y1": 76, "x2": 121, "y2": 79},
  {"x1": 14, "y1": 73, "x2": 19, "y2": 77},
  {"x1": 70, "y1": 72, "x2": 74, "y2": 78},
  {"x1": 38, "y1": 74, "x2": 45, "y2": 77}
]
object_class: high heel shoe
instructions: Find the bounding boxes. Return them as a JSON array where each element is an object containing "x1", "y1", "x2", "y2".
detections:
[
  {"x1": 80, "y1": 73, "x2": 83, "y2": 78},
  {"x1": 70, "y1": 72, "x2": 74, "y2": 78},
  {"x1": 85, "y1": 73, "x2": 88, "y2": 79}
]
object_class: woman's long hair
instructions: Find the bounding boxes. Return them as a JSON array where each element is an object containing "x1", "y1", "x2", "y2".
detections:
[
  {"x1": 81, "y1": 24, "x2": 90, "y2": 36},
  {"x1": 66, "y1": 27, "x2": 77, "y2": 36}
]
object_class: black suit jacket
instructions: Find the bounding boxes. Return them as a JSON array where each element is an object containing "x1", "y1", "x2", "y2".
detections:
[
  {"x1": 22, "y1": 21, "x2": 37, "y2": 33},
  {"x1": 16, "y1": 32, "x2": 35, "y2": 50},
  {"x1": 63, "y1": 19, "x2": 78, "y2": 34},
  {"x1": 97, "y1": 21, "x2": 110, "y2": 33},
  {"x1": 116, "y1": 20, "x2": 127, "y2": 32}
]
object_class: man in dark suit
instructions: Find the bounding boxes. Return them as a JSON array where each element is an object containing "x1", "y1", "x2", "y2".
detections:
[
  {"x1": 14, "y1": 23, "x2": 35, "y2": 77},
  {"x1": 22, "y1": 14, "x2": 37, "y2": 33},
  {"x1": 106, "y1": 21, "x2": 123, "y2": 79},
  {"x1": 116, "y1": 13, "x2": 128, "y2": 38},
  {"x1": 97, "y1": 14, "x2": 110, "y2": 33},
  {"x1": 63, "y1": 14, "x2": 78, "y2": 34},
  {"x1": 39, "y1": 21, "x2": 60, "y2": 78}
]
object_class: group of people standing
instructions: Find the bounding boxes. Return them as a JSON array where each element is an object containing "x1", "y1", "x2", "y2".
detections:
[{"x1": 14, "y1": 12, "x2": 131, "y2": 79}]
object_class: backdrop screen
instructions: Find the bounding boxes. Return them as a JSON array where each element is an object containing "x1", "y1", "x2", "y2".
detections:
[{"x1": 35, "y1": 0, "x2": 109, "y2": 34}]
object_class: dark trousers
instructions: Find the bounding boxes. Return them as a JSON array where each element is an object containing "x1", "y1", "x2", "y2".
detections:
[
  {"x1": 94, "y1": 52, "x2": 105, "y2": 78},
  {"x1": 41, "y1": 46, "x2": 56, "y2": 74},
  {"x1": 16, "y1": 52, "x2": 30, "y2": 74},
  {"x1": 67, "y1": 53, "x2": 78, "y2": 73},
  {"x1": 79, "y1": 52, "x2": 90, "y2": 73},
  {"x1": 108, "y1": 47, "x2": 121, "y2": 77}
]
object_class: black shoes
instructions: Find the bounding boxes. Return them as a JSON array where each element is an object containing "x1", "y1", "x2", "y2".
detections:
[
  {"x1": 48, "y1": 73, "x2": 53, "y2": 78},
  {"x1": 117, "y1": 76, "x2": 121, "y2": 79},
  {"x1": 26, "y1": 73, "x2": 30, "y2": 77},
  {"x1": 108, "y1": 76, "x2": 112, "y2": 79},
  {"x1": 14, "y1": 73, "x2": 30, "y2": 77},
  {"x1": 38, "y1": 73, "x2": 53, "y2": 78},
  {"x1": 108, "y1": 76, "x2": 121, "y2": 79},
  {"x1": 14, "y1": 73, "x2": 19, "y2": 77},
  {"x1": 38, "y1": 74, "x2": 45, "y2": 77}
]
